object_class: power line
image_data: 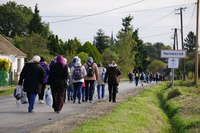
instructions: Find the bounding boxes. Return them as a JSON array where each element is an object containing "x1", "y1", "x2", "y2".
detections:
[
  {"x1": 141, "y1": 32, "x2": 172, "y2": 38},
  {"x1": 138, "y1": 11, "x2": 175, "y2": 31},
  {"x1": 49, "y1": 0, "x2": 146, "y2": 23}
]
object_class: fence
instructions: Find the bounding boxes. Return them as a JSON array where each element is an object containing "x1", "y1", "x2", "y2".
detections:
[{"x1": 0, "y1": 71, "x2": 18, "y2": 87}]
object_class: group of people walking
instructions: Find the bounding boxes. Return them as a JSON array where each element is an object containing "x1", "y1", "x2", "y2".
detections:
[
  {"x1": 18, "y1": 55, "x2": 121, "y2": 113},
  {"x1": 128, "y1": 70, "x2": 164, "y2": 86}
]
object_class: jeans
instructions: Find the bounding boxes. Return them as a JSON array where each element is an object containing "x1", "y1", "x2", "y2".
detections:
[
  {"x1": 27, "y1": 93, "x2": 37, "y2": 111},
  {"x1": 85, "y1": 80, "x2": 95, "y2": 102},
  {"x1": 73, "y1": 82, "x2": 83, "y2": 101},
  {"x1": 67, "y1": 84, "x2": 74, "y2": 101},
  {"x1": 97, "y1": 84, "x2": 105, "y2": 99},
  {"x1": 82, "y1": 87, "x2": 86, "y2": 100},
  {"x1": 135, "y1": 78, "x2": 139, "y2": 86}
]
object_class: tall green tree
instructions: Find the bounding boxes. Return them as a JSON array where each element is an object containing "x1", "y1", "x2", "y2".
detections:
[
  {"x1": 145, "y1": 42, "x2": 158, "y2": 61},
  {"x1": 28, "y1": 4, "x2": 49, "y2": 37},
  {"x1": 115, "y1": 15, "x2": 136, "y2": 76},
  {"x1": 93, "y1": 29, "x2": 110, "y2": 54},
  {"x1": 133, "y1": 29, "x2": 150, "y2": 72},
  {"x1": 0, "y1": 1, "x2": 33, "y2": 37},
  {"x1": 184, "y1": 31, "x2": 196, "y2": 53}
]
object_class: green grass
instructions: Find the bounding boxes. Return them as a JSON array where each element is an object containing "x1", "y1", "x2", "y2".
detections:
[
  {"x1": 72, "y1": 83, "x2": 172, "y2": 133},
  {"x1": 71, "y1": 80, "x2": 200, "y2": 133},
  {"x1": 0, "y1": 87, "x2": 15, "y2": 96}
]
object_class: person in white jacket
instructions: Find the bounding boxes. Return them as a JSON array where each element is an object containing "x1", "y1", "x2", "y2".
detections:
[{"x1": 70, "y1": 58, "x2": 87, "y2": 104}]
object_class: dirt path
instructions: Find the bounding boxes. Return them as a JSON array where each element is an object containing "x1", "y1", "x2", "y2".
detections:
[{"x1": 29, "y1": 87, "x2": 144, "y2": 133}]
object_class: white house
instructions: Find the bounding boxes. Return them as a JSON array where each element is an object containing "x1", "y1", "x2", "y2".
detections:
[{"x1": 0, "y1": 34, "x2": 26, "y2": 77}]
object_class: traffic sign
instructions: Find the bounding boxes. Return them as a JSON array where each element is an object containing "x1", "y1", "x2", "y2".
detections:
[{"x1": 161, "y1": 50, "x2": 186, "y2": 58}]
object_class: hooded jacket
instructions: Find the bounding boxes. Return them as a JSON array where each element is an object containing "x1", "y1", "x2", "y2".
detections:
[
  {"x1": 104, "y1": 63, "x2": 121, "y2": 85},
  {"x1": 18, "y1": 63, "x2": 45, "y2": 94}
]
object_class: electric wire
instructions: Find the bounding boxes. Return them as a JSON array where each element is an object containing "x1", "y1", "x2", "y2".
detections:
[{"x1": 49, "y1": 0, "x2": 146, "y2": 23}]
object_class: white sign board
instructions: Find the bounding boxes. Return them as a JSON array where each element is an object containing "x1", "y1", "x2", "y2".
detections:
[
  {"x1": 161, "y1": 50, "x2": 186, "y2": 58},
  {"x1": 168, "y1": 58, "x2": 179, "y2": 68}
]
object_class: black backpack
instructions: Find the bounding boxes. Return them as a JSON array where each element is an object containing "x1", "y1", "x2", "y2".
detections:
[
  {"x1": 73, "y1": 66, "x2": 83, "y2": 80},
  {"x1": 87, "y1": 63, "x2": 94, "y2": 77}
]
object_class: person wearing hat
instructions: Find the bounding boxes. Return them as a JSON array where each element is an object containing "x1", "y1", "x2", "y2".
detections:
[
  {"x1": 83, "y1": 57, "x2": 99, "y2": 103},
  {"x1": 18, "y1": 55, "x2": 45, "y2": 112},
  {"x1": 38, "y1": 57, "x2": 50, "y2": 104},
  {"x1": 70, "y1": 58, "x2": 87, "y2": 104}
]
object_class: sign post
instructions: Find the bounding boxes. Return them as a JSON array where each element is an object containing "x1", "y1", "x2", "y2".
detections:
[{"x1": 161, "y1": 50, "x2": 186, "y2": 90}]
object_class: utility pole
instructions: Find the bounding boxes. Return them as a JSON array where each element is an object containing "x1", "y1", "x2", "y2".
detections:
[
  {"x1": 195, "y1": 0, "x2": 199, "y2": 85},
  {"x1": 176, "y1": 7, "x2": 186, "y2": 80}
]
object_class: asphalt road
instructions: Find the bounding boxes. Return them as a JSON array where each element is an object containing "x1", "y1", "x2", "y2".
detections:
[{"x1": 0, "y1": 81, "x2": 154, "y2": 133}]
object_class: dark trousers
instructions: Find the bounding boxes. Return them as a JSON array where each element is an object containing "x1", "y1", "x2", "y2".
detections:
[
  {"x1": 108, "y1": 84, "x2": 117, "y2": 102},
  {"x1": 85, "y1": 80, "x2": 95, "y2": 102},
  {"x1": 39, "y1": 83, "x2": 46, "y2": 100},
  {"x1": 51, "y1": 85, "x2": 66, "y2": 112}
]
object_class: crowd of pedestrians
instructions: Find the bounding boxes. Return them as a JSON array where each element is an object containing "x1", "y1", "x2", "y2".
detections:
[
  {"x1": 128, "y1": 70, "x2": 166, "y2": 86},
  {"x1": 18, "y1": 55, "x2": 121, "y2": 113}
]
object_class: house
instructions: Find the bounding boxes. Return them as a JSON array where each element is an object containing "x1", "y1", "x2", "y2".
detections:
[{"x1": 0, "y1": 34, "x2": 26, "y2": 78}]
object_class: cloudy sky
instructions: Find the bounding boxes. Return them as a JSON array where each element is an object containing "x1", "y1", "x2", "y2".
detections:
[{"x1": 1, "y1": 0, "x2": 198, "y2": 48}]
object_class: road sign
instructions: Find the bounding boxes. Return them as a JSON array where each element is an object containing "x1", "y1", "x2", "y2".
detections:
[
  {"x1": 161, "y1": 50, "x2": 186, "y2": 58},
  {"x1": 168, "y1": 58, "x2": 179, "y2": 68}
]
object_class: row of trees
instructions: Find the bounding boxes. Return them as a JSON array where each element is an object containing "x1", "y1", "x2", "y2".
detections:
[{"x1": 0, "y1": 1, "x2": 197, "y2": 78}]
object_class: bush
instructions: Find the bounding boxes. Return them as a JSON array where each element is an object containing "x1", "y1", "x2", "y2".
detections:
[
  {"x1": 0, "y1": 59, "x2": 9, "y2": 71},
  {"x1": 167, "y1": 88, "x2": 182, "y2": 100}
]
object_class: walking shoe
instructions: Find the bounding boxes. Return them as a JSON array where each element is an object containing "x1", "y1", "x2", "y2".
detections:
[
  {"x1": 39, "y1": 100, "x2": 44, "y2": 104},
  {"x1": 28, "y1": 110, "x2": 34, "y2": 113},
  {"x1": 78, "y1": 101, "x2": 81, "y2": 104}
]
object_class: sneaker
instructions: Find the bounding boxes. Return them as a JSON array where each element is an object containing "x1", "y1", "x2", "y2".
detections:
[
  {"x1": 90, "y1": 101, "x2": 93, "y2": 103},
  {"x1": 28, "y1": 110, "x2": 34, "y2": 113},
  {"x1": 39, "y1": 100, "x2": 44, "y2": 104}
]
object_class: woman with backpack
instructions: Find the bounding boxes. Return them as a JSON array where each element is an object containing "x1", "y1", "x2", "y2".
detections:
[
  {"x1": 97, "y1": 62, "x2": 106, "y2": 100},
  {"x1": 83, "y1": 57, "x2": 99, "y2": 103},
  {"x1": 70, "y1": 58, "x2": 87, "y2": 104}
]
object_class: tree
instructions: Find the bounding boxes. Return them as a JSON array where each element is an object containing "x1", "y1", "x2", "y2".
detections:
[
  {"x1": 13, "y1": 33, "x2": 50, "y2": 62},
  {"x1": 147, "y1": 60, "x2": 166, "y2": 73},
  {"x1": 184, "y1": 31, "x2": 196, "y2": 53},
  {"x1": 102, "y1": 48, "x2": 118, "y2": 67},
  {"x1": 28, "y1": 4, "x2": 50, "y2": 38},
  {"x1": 115, "y1": 15, "x2": 137, "y2": 76},
  {"x1": 79, "y1": 41, "x2": 102, "y2": 63},
  {"x1": 93, "y1": 29, "x2": 110, "y2": 54},
  {"x1": 145, "y1": 42, "x2": 158, "y2": 61},
  {"x1": 0, "y1": 1, "x2": 33, "y2": 37},
  {"x1": 63, "y1": 38, "x2": 82, "y2": 57},
  {"x1": 133, "y1": 29, "x2": 150, "y2": 72}
]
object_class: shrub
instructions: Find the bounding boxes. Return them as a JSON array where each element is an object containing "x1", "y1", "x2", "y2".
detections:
[{"x1": 167, "y1": 88, "x2": 182, "y2": 100}]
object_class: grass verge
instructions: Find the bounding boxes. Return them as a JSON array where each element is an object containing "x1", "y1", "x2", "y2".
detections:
[
  {"x1": 0, "y1": 88, "x2": 15, "y2": 96},
  {"x1": 71, "y1": 80, "x2": 200, "y2": 133}
]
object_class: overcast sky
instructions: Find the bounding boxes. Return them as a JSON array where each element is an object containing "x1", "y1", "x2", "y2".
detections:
[{"x1": 1, "y1": 0, "x2": 198, "y2": 49}]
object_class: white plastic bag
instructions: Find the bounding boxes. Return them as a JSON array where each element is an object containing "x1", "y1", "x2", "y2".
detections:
[
  {"x1": 13, "y1": 86, "x2": 23, "y2": 108},
  {"x1": 45, "y1": 88, "x2": 53, "y2": 106}
]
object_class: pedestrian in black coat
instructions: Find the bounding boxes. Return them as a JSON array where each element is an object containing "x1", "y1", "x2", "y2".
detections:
[
  {"x1": 104, "y1": 61, "x2": 121, "y2": 103},
  {"x1": 18, "y1": 55, "x2": 45, "y2": 113},
  {"x1": 47, "y1": 55, "x2": 69, "y2": 113}
]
